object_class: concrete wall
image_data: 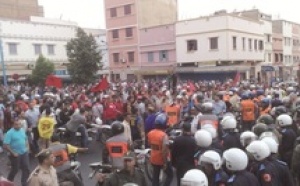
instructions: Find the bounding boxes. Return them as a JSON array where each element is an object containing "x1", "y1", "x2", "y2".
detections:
[
  {"x1": 0, "y1": 17, "x2": 78, "y2": 76},
  {"x1": 137, "y1": 0, "x2": 177, "y2": 28},
  {"x1": 139, "y1": 24, "x2": 176, "y2": 66},
  {"x1": 176, "y1": 15, "x2": 264, "y2": 64},
  {"x1": 0, "y1": 0, "x2": 43, "y2": 20}
]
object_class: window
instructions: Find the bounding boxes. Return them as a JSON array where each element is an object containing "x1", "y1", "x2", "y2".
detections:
[
  {"x1": 232, "y1": 36, "x2": 237, "y2": 50},
  {"x1": 275, "y1": 54, "x2": 279, "y2": 62},
  {"x1": 128, "y1": 52, "x2": 134, "y2": 62},
  {"x1": 34, "y1": 44, "x2": 42, "y2": 55},
  {"x1": 187, "y1": 40, "x2": 197, "y2": 51},
  {"x1": 112, "y1": 29, "x2": 119, "y2": 39},
  {"x1": 124, "y1": 4, "x2": 131, "y2": 15},
  {"x1": 259, "y1": 40, "x2": 264, "y2": 50},
  {"x1": 8, "y1": 43, "x2": 17, "y2": 55},
  {"x1": 248, "y1": 39, "x2": 252, "y2": 50},
  {"x1": 110, "y1": 8, "x2": 117, "y2": 17},
  {"x1": 254, "y1": 39, "x2": 258, "y2": 50},
  {"x1": 280, "y1": 54, "x2": 283, "y2": 62},
  {"x1": 209, "y1": 37, "x2": 218, "y2": 50},
  {"x1": 113, "y1": 53, "x2": 120, "y2": 63},
  {"x1": 148, "y1": 52, "x2": 154, "y2": 62},
  {"x1": 242, "y1": 37, "x2": 246, "y2": 50},
  {"x1": 125, "y1": 28, "x2": 133, "y2": 38},
  {"x1": 47, "y1": 45, "x2": 55, "y2": 55},
  {"x1": 159, "y1": 50, "x2": 168, "y2": 61},
  {"x1": 268, "y1": 53, "x2": 271, "y2": 62}
]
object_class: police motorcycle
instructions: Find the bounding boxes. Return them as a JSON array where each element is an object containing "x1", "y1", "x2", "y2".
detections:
[{"x1": 58, "y1": 153, "x2": 83, "y2": 186}]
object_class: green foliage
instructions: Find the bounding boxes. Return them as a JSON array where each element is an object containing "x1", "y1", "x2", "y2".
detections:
[
  {"x1": 66, "y1": 27, "x2": 102, "y2": 84},
  {"x1": 31, "y1": 55, "x2": 54, "y2": 85}
]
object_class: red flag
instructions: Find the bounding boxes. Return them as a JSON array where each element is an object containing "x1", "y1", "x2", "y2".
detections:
[
  {"x1": 91, "y1": 76, "x2": 109, "y2": 92},
  {"x1": 232, "y1": 72, "x2": 240, "y2": 86},
  {"x1": 45, "y1": 75, "x2": 62, "y2": 88}
]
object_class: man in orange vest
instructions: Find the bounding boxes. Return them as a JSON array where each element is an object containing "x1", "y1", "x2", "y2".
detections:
[
  {"x1": 148, "y1": 113, "x2": 173, "y2": 186},
  {"x1": 240, "y1": 93, "x2": 256, "y2": 131},
  {"x1": 165, "y1": 102, "x2": 180, "y2": 127},
  {"x1": 102, "y1": 121, "x2": 129, "y2": 170}
]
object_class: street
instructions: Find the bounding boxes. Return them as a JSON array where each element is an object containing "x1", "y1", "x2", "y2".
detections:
[{"x1": 0, "y1": 140, "x2": 104, "y2": 186}]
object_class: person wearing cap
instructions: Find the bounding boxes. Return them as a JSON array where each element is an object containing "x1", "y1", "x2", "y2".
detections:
[
  {"x1": 96, "y1": 151, "x2": 147, "y2": 186},
  {"x1": 171, "y1": 123, "x2": 197, "y2": 186},
  {"x1": 27, "y1": 149, "x2": 59, "y2": 186}
]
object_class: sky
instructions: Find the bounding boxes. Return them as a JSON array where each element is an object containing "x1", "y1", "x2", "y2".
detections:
[{"x1": 38, "y1": 0, "x2": 300, "y2": 29}]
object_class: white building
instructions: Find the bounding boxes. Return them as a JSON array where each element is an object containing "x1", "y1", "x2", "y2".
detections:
[
  {"x1": 0, "y1": 17, "x2": 106, "y2": 82},
  {"x1": 83, "y1": 28, "x2": 109, "y2": 77},
  {"x1": 176, "y1": 11, "x2": 265, "y2": 79}
]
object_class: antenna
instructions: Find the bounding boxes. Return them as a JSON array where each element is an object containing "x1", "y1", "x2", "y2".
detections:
[{"x1": 60, "y1": 14, "x2": 63, "y2": 20}]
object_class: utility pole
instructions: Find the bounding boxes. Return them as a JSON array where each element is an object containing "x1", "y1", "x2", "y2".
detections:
[{"x1": 0, "y1": 39, "x2": 7, "y2": 87}]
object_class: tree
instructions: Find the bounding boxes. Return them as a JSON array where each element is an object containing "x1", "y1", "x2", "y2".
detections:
[
  {"x1": 30, "y1": 55, "x2": 55, "y2": 85},
  {"x1": 66, "y1": 27, "x2": 102, "y2": 84}
]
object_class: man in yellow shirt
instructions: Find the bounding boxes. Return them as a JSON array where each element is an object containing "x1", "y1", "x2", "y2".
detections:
[
  {"x1": 38, "y1": 107, "x2": 55, "y2": 149},
  {"x1": 48, "y1": 134, "x2": 88, "y2": 186}
]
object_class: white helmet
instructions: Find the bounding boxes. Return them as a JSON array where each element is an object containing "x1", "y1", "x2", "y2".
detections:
[
  {"x1": 95, "y1": 117, "x2": 103, "y2": 125},
  {"x1": 276, "y1": 114, "x2": 293, "y2": 127},
  {"x1": 221, "y1": 117, "x2": 237, "y2": 129},
  {"x1": 246, "y1": 141, "x2": 271, "y2": 161},
  {"x1": 199, "y1": 150, "x2": 222, "y2": 170},
  {"x1": 240, "y1": 131, "x2": 257, "y2": 147},
  {"x1": 123, "y1": 184, "x2": 138, "y2": 186},
  {"x1": 286, "y1": 86, "x2": 294, "y2": 92},
  {"x1": 201, "y1": 124, "x2": 217, "y2": 139},
  {"x1": 261, "y1": 137, "x2": 278, "y2": 154},
  {"x1": 181, "y1": 169, "x2": 208, "y2": 186},
  {"x1": 259, "y1": 131, "x2": 279, "y2": 144},
  {"x1": 194, "y1": 130, "x2": 212, "y2": 147},
  {"x1": 223, "y1": 148, "x2": 248, "y2": 171}
]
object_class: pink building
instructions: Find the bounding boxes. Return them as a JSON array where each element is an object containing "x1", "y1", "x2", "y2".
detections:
[
  {"x1": 139, "y1": 24, "x2": 176, "y2": 79},
  {"x1": 104, "y1": 0, "x2": 177, "y2": 81}
]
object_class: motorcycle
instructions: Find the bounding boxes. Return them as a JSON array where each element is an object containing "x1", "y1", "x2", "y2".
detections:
[
  {"x1": 59, "y1": 153, "x2": 83, "y2": 186},
  {"x1": 89, "y1": 162, "x2": 113, "y2": 186}
]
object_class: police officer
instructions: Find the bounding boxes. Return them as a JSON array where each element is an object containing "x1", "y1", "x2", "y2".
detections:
[
  {"x1": 223, "y1": 148, "x2": 260, "y2": 186},
  {"x1": 27, "y1": 149, "x2": 59, "y2": 186},
  {"x1": 198, "y1": 150, "x2": 228, "y2": 186},
  {"x1": 171, "y1": 123, "x2": 197, "y2": 186},
  {"x1": 220, "y1": 116, "x2": 242, "y2": 150},
  {"x1": 246, "y1": 141, "x2": 279, "y2": 186},
  {"x1": 277, "y1": 114, "x2": 297, "y2": 168},
  {"x1": 103, "y1": 121, "x2": 130, "y2": 170},
  {"x1": 194, "y1": 130, "x2": 216, "y2": 165},
  {"x1": 262, "y1": 137, "x2": 294, "y2": 186},
  {"x1": 147, "y1": 113, "x2": 173, "y2": 186},
  {"x1": 240, "y1": 131, "x2": 257, "y2": 149},
  {"x1": 180, "y1": 169, "x2": 208, "y2": 186},
  {"x1": 197, "y1": 102, "x2": 219, "y2": 131},
  {"x1": 48, "y1": 134, "x2": 88, "y2": 186},
  {"x1": 96, "y1": 152, "x2": 147, "y2": 186}
]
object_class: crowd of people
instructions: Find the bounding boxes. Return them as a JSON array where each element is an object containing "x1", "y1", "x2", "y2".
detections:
[{"x1": 0, "y1": 79, "x2": 300, "y2": 186}]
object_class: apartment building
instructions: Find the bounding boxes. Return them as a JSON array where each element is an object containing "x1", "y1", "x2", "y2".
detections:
[
  {"x1": 104, "y1": 0, "x2": 177, "y2": 81},
  {"x1": 176, "y1": 11, "x2": 265, "y2": 81}
]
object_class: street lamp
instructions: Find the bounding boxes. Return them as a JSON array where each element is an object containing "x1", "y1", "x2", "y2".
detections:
[{"x1": 0, "y1": 39, "x2": 7, "y2": 87}]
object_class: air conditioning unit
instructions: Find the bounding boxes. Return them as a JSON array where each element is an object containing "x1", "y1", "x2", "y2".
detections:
[
  {"x1": 120, "y1": 59, "x2": 126, "y2": 63},
  {"x1": 27, "y1": 63, "x2": 35, "y2": 70}
]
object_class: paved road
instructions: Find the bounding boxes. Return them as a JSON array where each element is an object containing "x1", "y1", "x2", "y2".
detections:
[
  {"x1": 0, "y1": 140, "x2": 104, "y2": 186},
  {"x1": 0, "y1": 140, "x2": 177, "y2": 186}
]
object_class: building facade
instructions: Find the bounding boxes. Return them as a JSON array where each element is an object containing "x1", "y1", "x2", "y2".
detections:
[
  {"x1": 0, "y1": 0, "x2": 43, "y2": 20},
  {"x1": 104, "y1": 0, "x2": 177, "y2": 81},
  {"x1": 176, "y1": 12, "x2": 265, "y2": 81},
  {"x1": 0, "y1": 17, "x2": 77, "y2": 81}
]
